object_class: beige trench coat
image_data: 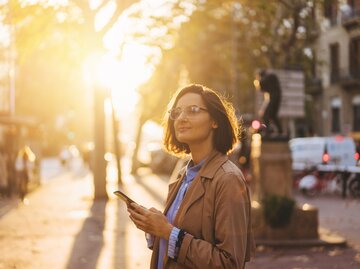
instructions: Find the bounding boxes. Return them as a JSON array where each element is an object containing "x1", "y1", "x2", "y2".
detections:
[{"x1": 150, "y1": 150, "x2": 254, "y2": 269}]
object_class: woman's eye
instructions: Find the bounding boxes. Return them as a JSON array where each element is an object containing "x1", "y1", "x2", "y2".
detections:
[{"x1": 189, "y1": 106, "x2": 199, "y2": 113}]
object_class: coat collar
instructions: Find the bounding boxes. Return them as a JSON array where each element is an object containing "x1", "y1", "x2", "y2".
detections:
[
  {"x1": 176, "y1": 150, "x2": 228, "y2": 180},
  {"x1": 198, "y1": 150, "x2": 228, "y2": 179}
]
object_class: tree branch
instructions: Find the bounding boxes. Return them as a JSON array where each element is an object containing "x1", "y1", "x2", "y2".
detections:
[
  {"x1": 99, "y1": 0, "x2": 139, "y2": 37},
  {"x1": 278, "y1": 0, "x2": 294, "y2": 9},
  {"x1": 94, "y1": 0, "x2": 110, "y2": 12}
]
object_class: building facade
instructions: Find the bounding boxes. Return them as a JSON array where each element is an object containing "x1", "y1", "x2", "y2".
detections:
[{"x1": 312, "y1": 0, "x2": 360, "y2": 141}]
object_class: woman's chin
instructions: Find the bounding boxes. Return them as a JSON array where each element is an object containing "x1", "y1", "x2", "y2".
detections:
[{"x1": 176, "y1": 135, "x2": 190, "y2": 144}]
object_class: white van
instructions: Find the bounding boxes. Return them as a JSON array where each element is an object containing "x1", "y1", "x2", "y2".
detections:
[{"x1": 289, "y1": 136, "x2": 357, "y2": 170}]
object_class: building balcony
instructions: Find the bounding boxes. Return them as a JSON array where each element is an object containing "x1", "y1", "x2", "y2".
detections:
[
  {"x1": 341, "y1": 8, "x2": 360, "y2": 31},
  {"x1": 306, "y1": 78, "x2": 323, "y2": 95},
  {"x1": 338, "y1": 68, "x2": 360, "y2": 89}
]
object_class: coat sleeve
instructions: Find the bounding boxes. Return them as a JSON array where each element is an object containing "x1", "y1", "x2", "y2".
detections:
[{"x1": 176, "y1": 172, "x2": 251, "y2": 269}]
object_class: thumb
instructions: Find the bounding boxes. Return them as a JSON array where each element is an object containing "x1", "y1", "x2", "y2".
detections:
[{"x1": 149, "y1": 207, "x2": 161, "y2": 213}]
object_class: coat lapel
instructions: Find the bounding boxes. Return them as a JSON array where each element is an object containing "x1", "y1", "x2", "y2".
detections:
[
  {"x1": 151, "y1": 168, "x2": 186, "y2": 269},
  {"x1": 163, "y1": 168, "x2": 186, "y2": 214},
  {"x1": 174, "y1": 150, "x2": 228, "y2": 225},
  {"x1": 174, "y1": 173, "x2": 205, "y2": 225}
]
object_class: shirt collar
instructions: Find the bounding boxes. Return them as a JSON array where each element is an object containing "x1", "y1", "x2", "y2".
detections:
[{"x1": 185, "y1": 158, "x2": 205, "y2": 183}]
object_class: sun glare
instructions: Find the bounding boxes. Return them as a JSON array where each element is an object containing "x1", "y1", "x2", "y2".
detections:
[
  {"x1": 83, "y1": 42, "x2": 153, "y2": 117},
  {"x1": 83, "y1": 0, "x2": 195, "y2": 133}
]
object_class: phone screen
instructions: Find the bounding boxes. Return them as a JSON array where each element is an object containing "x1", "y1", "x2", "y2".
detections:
[{"x1": 113, "y1": 190, "x2": 137, "y2": 207}]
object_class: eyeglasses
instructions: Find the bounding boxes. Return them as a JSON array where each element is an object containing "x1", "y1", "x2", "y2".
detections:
[{"x1": 168, "y1": 105, "x2": 208, "y2": 120}]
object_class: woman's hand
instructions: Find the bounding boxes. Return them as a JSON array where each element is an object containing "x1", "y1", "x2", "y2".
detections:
[{"x1": 128, "y1": 203, "x2": 173, "y2": 240}]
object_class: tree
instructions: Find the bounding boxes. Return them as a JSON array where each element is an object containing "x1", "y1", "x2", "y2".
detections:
[
  {"x1": 2, "y1": 0, "x2": 142, "y2": 198},
  {"x1": 129, "y1": 0, "x2": 321, "y2": 141}
]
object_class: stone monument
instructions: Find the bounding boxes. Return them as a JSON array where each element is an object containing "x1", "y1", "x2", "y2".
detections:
[{"x1": 250, "y1": 134, "x2": 319, "y2": 243}]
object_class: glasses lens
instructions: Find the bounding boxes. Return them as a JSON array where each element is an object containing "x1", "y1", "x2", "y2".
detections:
[
  {"x1": 169, "y1": 108, "x2": 181, "y2": 120},
  {"x1": 188, "y1": 105, "x2": 200, "y2": 114},
  {"x1": 169, "y1": 106, "x2": 204, "y2": 120}
]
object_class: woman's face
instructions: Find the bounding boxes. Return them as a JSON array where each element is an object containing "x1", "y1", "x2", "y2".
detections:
[{"x1": 173, "y1": 93, "x2": 218, "y2": 148}]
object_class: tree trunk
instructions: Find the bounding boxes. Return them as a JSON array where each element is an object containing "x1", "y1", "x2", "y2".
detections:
[
  {"x1": 131, "y1": 116, "x2": 147, "y2": 174},
  {"x1": 93, "y1": 86, "x2": 108, "y2": 199}
]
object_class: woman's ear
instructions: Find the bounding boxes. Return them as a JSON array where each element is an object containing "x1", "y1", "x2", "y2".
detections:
[{"x1": 212, "y1": 121, "x2": 218, "y2": 129}]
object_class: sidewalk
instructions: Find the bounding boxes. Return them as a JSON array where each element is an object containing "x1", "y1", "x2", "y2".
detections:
[
  {"x1": 0, "y1": 161, "x2": 360, "y2": 269},
  {"x1": 0, "y1": 159, "x2": 168, "y2": 269}
]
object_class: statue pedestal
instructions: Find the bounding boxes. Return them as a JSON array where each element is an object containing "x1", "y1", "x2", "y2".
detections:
[
  {"x1": 250, "y1": 135, "x2": 293, "y2": 201},
  {"x1": 250, "y1": 134, "x2": 324, "y2": 244},
  {"x1": 252, "y1": 203, "x2": 318, "y2": 240}
]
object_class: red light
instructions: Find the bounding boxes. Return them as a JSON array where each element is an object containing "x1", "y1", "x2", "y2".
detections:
[
  {"x1": 322, "y1": 153, "x2": 330, "y2": 164},
  {"x1": 252, "y1": 120, "x2": 261, "y2": 130},
  {"x1": 355, "y1": 152, "x2": 360, "y2": 161},
  {"x1": 335, "y1": 135, "x2": 344, "y2": 141}
]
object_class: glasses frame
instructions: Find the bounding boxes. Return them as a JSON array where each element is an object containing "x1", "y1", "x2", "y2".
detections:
[{"x1": 168, "y1": 105, "x2": 208, "y2": 120}]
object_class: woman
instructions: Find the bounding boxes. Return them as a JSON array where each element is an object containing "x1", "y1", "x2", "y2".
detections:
[{"x1": 128, "y1": 84, "x2": 254, "y2": 269}]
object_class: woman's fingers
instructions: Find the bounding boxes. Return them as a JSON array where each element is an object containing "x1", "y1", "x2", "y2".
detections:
[
  {"x1": 127, "y1": 204, "x2": 169, "y2": 237},
  {"x1": 130, "y1": 203, "x2": 148, "y2": 214},
  {"x1": 128, "y1": 208, "x2": 147, "y2": 230},
  {"x1": 149, "y1": 207, "x2": 161, "y2": 213},
  {"x1": 128, "y1": 207, "x2": 146, "y2": 222}
]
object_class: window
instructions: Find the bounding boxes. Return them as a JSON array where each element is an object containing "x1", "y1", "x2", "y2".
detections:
[
  {"x1": 353, "y1": 95, "x2": 360, "y2": 131},
  {"x1": 349, "y1": 38, "x2": 360, "y2": 80},
  {"x1": 331, "y1": 97, "x2": 341, "y2": 133},
  {"x1": 324, "y1": 0, "x2": 338, "y2": 25},
  {"x1": 354, "y1": 105, "x2": 360, "y2": 131},
  {"x1": 348, "y1": 0, "x2": 360, "y2": 12},
  {"x1": 330, "y1": 43, "x2": 340, "y2": 83},
  {"x1": 331, "y1": 107, "x2": 341, "y2": 133}
]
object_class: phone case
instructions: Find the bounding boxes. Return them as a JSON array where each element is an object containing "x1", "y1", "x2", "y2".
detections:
[{"x1": 113, "y1": 190, "x2": 136, "y2": 207}]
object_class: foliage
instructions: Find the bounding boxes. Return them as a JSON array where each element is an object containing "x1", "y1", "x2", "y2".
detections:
[
  {"x1": 262, "y1": 194, "x2": 295, "y2": 228},
  {"x1": 125, "y1": 1, "x2": 323, "y2": 171},
  {"x1": 128, "y1": 0, "x2": 322, "y2": 124},
  {"x1": 1, "y1": 0, "x2": 141, "y2": 152},
  {"x1": 138, "y1": 49, "x2": 181, "y2": 124}
]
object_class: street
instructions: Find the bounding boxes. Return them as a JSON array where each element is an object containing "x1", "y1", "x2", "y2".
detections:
[
  {"x1": 295, "y1": 191, "x2": 360, "y2": 250},
  {"x1": 0, "y1": 157, "x2": 359, "y2": 269},
  {"x1": 246, "y1": 191, "x2": 360, "y2": 269}
]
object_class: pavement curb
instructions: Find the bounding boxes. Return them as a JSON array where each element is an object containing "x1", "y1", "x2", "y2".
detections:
[{"x1": 255, "y1": 231, "x2": 347, "y2": 248}]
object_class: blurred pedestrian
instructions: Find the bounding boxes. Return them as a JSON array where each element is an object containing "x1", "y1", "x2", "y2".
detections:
[
  {"x1": 15, "y1": 146, "x2": 35, "y2": 200},
  {"x1": 59, "y1": 146, "x2": 71, "y2": 169},
  {"x1": 81, "y1": 148, "x2": 91, "y2": 169},
  {"x1": 127, "y1": 84, "x2": 254, "y2": 269}
]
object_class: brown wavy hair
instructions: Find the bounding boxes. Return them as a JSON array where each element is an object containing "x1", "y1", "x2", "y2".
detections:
[{"x1": 163, "y1": 84, "x2": 240, "y2": 156}]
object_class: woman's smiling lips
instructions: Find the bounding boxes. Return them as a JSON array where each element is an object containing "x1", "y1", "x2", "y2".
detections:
[{"x1": 176, "y1": 126, "x2": 190, "y2": 132}]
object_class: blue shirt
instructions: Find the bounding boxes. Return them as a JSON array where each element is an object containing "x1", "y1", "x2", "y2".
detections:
[{"x1": 157, "y1": 159, "x2": 204, "y2": 269}]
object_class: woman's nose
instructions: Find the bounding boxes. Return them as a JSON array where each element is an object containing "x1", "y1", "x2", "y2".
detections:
[{"x1": 176, "y1": 110, "x2": 188, "y2": 121}]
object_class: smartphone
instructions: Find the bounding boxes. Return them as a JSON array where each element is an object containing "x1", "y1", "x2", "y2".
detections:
[{"x1": 113, "y1": 190, "x2": 137, "y2": 208}]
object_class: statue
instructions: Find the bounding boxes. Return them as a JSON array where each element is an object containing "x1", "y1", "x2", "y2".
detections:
[{"x1": 256, "y1": 69, "x2": 283, "y2": 136}]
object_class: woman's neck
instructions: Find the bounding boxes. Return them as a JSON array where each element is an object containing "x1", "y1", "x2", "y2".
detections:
[{"x1": 190, "y1": 145, "x2": 214, "y2": 165}]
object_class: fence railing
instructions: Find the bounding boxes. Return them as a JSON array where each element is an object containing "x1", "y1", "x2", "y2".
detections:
[
  {"x1": 331, "y1": 67, "x2": 360, "y2": 84},
  {"x1": 341, "y1": 7, "x2": 360, "y2": 23}
]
